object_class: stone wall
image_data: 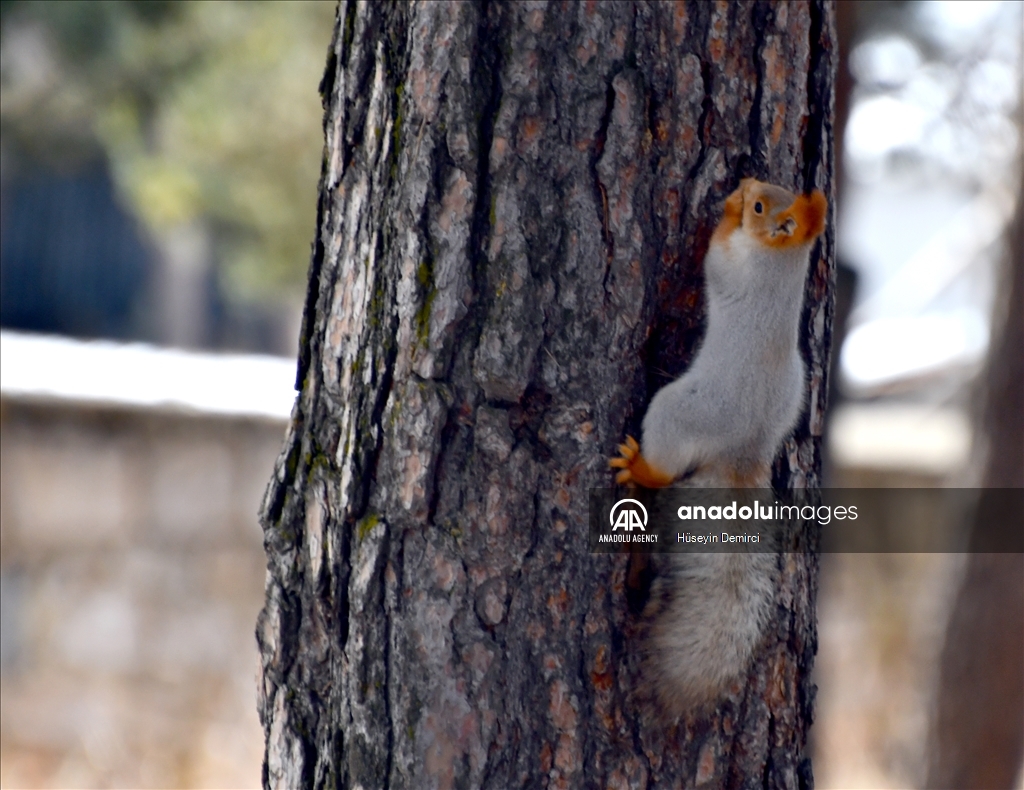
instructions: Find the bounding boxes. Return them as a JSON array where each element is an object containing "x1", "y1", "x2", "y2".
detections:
[{"x1": 0, "y1": 398, "x2": 286, "y2": 788}]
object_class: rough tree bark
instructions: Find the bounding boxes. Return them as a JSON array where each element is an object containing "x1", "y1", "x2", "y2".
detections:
[{"x1": 257, "y1": 2, "x2": 836, "y2": 788}]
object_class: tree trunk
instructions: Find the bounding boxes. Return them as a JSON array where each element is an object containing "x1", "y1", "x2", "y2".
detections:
[
  {"x1": 256, "y1": 2, "x2": 836, "y2": 788},
  {"x1": 926, "y1": 168, "x2": 1024, "y2": 790}
]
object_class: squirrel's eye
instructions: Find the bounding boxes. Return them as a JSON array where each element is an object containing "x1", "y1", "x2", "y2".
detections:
[{"x1": 754, "y1": 201, "x2": 764, "y2": 214}]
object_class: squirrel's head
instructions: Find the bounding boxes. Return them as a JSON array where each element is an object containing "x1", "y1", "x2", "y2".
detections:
[{"x1": 713, "y1": 178, "x2": 827, "y2": 250}]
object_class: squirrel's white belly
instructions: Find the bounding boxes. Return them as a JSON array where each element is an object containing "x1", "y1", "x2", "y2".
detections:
[{"x1": 641, "y1": 344, "x2": 805, "y2": 476}]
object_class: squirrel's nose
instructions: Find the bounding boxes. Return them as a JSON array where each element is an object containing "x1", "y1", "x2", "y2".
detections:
[{"x1": 773, "y1": 214, "x2": 797, "y2": 236}]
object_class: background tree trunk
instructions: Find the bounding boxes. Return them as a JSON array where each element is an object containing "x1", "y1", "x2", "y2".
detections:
[
  {"x1": 925, "y1": 168, "x2": 1024, "y2": 790},
  {"x1": 257, "y1": 2, "x2": 836, "y2": 788}
]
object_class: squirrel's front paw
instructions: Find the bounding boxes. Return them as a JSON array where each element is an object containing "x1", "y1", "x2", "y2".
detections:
[{"x1": 609, "y1": 436, "x2": 674, "y2": 488}]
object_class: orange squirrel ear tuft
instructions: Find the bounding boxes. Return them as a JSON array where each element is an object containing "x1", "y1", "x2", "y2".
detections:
[
  {"x1": 778, "y1": 190, "x2": 827, "y2": 245},
  {"x1": 711, "y1": 183, "x2": 746, "y2": 246}
]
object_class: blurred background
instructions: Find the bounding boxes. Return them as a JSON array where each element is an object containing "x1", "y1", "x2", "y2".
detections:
[
  {"x1": 0, "y1": 1, "x2": 334, "y2": 787},
  {"x1": 0, "y1": 0, "x2": 336, "y2": 352},
  {"x1": 817, "y1": 3, "x2": 1022, "y2": 789},
  {"x1": 0, "y1": 1, "x2": 1021, "y2": 788}
]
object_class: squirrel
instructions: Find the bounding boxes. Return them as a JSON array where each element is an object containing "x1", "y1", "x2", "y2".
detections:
[{"x1": 610, "y1": 178, "x2": 827, "y2": 715}]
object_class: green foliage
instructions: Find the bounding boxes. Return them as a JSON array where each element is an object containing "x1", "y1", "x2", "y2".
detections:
[{"x1": 1, "y1": 0, "x2": 336, "y2": 301}]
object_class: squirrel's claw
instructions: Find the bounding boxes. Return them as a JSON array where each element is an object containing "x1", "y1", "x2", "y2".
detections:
[
  {"x1": 609, "y1": 435, "x2": 673, "y2": 488},
  {"x1": 609, "y1": 434, "x2": 640, "y2": 469},
  {"x1": 612, "y1": 438, "x2": 638, "y2": 463}
]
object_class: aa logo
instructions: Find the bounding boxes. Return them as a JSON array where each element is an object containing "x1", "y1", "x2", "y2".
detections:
[{"x1": 610, "y1": 498, "x2": 647, "y2": 532}]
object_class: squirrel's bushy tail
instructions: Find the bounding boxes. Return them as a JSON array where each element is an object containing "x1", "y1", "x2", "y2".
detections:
[{"x1": 643, "y1": 550, "x2": 777, "y2": 715}]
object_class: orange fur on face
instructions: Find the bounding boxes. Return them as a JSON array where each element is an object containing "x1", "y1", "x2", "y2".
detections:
[
  {"x1": 774, "y1": 190, "x2": 827, "y2": 246},
  {"x1": 710, "y1": 178, "x2": 827, "y2": 250},
  {"x1": 710, "y1": 185, "x2": 745, "y2": 246}
]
